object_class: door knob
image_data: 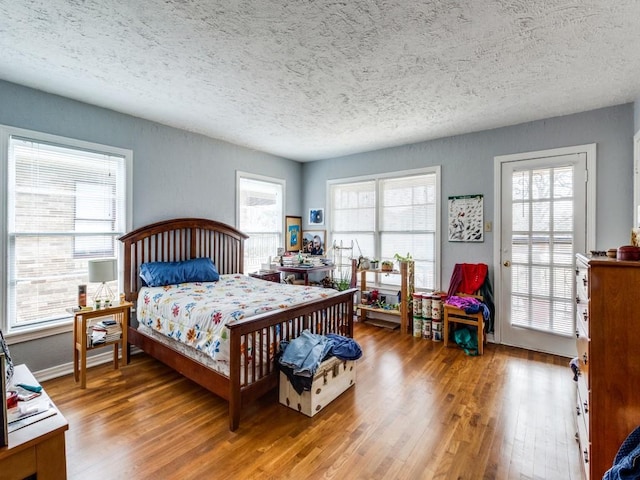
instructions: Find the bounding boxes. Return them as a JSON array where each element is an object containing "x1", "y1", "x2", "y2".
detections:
[{"x1": 503, "y1": 260, "x2": 511, "y2": 267}]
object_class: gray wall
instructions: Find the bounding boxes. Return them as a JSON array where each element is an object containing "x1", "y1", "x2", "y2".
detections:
[
  {"x1": 0, "y1": 80, "x2": 303, "y2": 371},
  {"x1": 302, "y1": 104, "x2": 635, "y2": 290},
  {"x1": 1, "y1": 77, "x2": 636, "y2": 372}
]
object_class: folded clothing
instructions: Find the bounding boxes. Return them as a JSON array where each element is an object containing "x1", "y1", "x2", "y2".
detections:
[{"x1": 445, "y1": 295, "x2": 490, "y2": 321}]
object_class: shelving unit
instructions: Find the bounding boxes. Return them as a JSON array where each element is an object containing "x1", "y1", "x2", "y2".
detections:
[{"x1": 357, "y1": 260, "x2": 414, "y2": 334}]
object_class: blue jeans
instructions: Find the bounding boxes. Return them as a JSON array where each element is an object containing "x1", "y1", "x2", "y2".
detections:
[{"x1": 279, "y1": 330, "x2": 332, "y2": 377}]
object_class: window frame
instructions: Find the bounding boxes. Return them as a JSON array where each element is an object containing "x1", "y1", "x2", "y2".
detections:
[
  {"x1": 235, "y1": 171, "x2": 285, "y2": 273},
  {"x1": 327, "y1": 166, "x2": 441, "y2": 291},
  {"x1": 1, "y1": 125, "x2": 132, "y2": 342}
]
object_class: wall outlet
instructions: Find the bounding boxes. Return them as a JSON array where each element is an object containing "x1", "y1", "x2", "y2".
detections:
[{"x1": 484, "y1": 221, "x2": 492, "y2": 232}]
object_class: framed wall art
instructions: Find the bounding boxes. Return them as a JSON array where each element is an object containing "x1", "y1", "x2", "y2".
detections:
[
  {"x1": 285, "y1": 216, "x2": 302, "y2": 251},
  {"x1": 302, "y1": 230, "x2": 326, "y2": 255},
  {"x1": 309, "y1": 208, "x2": 324, "y2": 226},
  {"x1": 448, "y1": 194, "x2": 484, "y2": 242}
]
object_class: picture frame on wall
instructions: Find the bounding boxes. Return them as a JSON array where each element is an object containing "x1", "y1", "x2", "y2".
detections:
[
  {"x1": 302, "y1": 230, "x2": 326, "y2": 255},
  {"x1": 448, "y1": 194, "x2": 484, "y2": 242},
  {"x1": 285, "y1": 216, "x2": 302, "y2": 251},
  {"x1": 309, "y1": 208, "x2": 324, "y2": 226}
]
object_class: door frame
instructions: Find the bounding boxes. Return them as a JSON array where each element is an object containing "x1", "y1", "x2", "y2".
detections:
[{"x1": 492, "y1": 144, "x2": 597, "y2": 345}]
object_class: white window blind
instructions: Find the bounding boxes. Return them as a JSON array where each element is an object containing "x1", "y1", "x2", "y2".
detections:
[
  {"x1": 7, "y1": 135, "x2": 128, "y2": 331},
  {"x1": 510, "y1": 166, "x2": 575, "y2": 336},
  {"x1": 331, "y1": 180, "x2": 376, "y2": 266},
  {"x1": 238, "y1": 175, "x2": 283, "y2": 273},
  {"x1": 380, "y1": 174, "x2": 437, "y2": 289}
]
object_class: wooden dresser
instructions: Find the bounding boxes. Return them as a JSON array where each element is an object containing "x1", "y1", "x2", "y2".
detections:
[{"x1": 575, "y1": 253, "x2": 640, "y2": 480}]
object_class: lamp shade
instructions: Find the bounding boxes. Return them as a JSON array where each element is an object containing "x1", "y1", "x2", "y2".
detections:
[{"x1": 88, "y1": 258, "x2": 117, "y2": 283}]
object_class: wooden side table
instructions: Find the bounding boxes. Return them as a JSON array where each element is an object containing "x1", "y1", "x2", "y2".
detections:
[
  {"x1": 1, "y1": 364, "x2": 68, "y2": 480},
  {"x1": 72, "y1": 302, "x2": 132, "y2": 389},
  {"x1": 249, "y1": 271, "x2": 281, "y2": 283}
]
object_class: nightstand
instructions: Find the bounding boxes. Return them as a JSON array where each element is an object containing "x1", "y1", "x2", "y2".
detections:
[
  {"x1": 249, "y1": 271, "x2": 281, "y2": 283},
  {"x1": 72, "y1": 301, "x2": 132, "y2": 389}
]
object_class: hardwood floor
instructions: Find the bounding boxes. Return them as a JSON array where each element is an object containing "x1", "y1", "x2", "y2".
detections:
[{"x1": 43, "y1": 322, "x2": 583, "y2": 479}]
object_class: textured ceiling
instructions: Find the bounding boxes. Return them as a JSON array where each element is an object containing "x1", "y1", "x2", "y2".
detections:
[{"x1": 1, "y1": 1, "x2": 640, "y2": 161}]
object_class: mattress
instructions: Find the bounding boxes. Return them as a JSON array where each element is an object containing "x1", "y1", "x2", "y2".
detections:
[{"x1": 136, "y1": 274, "x2": 337, "y2": 376}]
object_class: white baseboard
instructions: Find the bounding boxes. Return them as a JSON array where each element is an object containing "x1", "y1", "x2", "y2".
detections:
[{"x1": 32, "y1": 346, "x2": 143, "y2": 382}]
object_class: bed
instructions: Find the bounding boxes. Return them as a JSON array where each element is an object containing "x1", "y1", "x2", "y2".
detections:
[{"x1": 119, "y1": 217, "x2": 355, "y2": 431}]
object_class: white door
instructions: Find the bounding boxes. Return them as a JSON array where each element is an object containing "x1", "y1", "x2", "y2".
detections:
[{"x1": 498, "y1": 151, "x2": 588, "y2": 357}]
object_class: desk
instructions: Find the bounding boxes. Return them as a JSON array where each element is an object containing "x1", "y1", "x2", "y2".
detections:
[
  {"x1": 1, "y1": 364, "x2": 68, "y2": 480},
  {"x1": 276, "y1": 265, "x2": 334, "y2": 286},
  {"x1": 72, "y1": 302, "x2": 132, "y2": 389}
]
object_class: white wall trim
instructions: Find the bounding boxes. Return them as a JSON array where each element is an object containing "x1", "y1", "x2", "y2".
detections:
[{"x1": 32, "y1": 346, "x2": 143, "y2": 382}]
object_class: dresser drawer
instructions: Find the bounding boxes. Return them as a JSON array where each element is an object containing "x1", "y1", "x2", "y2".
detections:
[
  {"x1": 577, "y1": 376, "x2": 589, "y2": 437},
  {"x1": 576, "y1": 264, "x2": 589, "y2": 303},
  {"x1": 576, "y1": 328, "x2": 589, "y2": 389},
  {"x1": 576, "y1": 302, "x2": 589, "y2": 337}
]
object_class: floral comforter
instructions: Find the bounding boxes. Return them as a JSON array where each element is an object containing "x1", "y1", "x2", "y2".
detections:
[{"x1": 136, "y1": 274, "x2": 336, "y2": 368}]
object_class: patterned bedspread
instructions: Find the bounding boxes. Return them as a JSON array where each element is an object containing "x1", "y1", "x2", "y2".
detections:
[{"x1": 137, "y1": 274, "x2": 336, "y2": 370}]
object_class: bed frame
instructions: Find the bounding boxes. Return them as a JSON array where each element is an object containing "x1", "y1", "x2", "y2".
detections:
[{"x1": 119, "y1": 218, "x2": 355, "y2": 431}]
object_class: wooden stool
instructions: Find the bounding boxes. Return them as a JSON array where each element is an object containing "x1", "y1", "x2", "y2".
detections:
[{"x1": 443, "y1": 297, "x2": 485, "y2": 355}]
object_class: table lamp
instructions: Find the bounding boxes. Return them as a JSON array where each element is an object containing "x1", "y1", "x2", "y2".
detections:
[{"x1": 88, "y1": 258, "x2": 117, "y2": 308}]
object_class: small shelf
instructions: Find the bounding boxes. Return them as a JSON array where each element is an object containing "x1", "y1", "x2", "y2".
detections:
[
  {"x1": 363, "y1": 317, "x2": 400, "y2": 330},
  {"x1": 358, "y1": 261, "x2": 414, "y2": 334},
  {"x1": 358, "y1": 305, "x2": 401, "y2": 316}
]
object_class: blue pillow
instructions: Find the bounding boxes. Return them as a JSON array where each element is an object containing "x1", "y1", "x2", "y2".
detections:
[{"x1": 140, "y1": 258, "x2": 219, "y2": 287}]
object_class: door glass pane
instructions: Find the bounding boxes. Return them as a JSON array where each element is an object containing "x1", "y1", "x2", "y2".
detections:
[{"x1": 510, "y1": 166, "x2": 574, "y2": 336}]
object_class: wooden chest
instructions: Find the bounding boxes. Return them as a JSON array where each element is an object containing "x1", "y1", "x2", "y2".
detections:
[{"x1": 279, "y1": 356, "x2": 356, "y2": 417}]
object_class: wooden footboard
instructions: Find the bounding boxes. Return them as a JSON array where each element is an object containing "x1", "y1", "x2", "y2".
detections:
[{"x1": 226, "y1": 288, "x2": 355, "y2": 430}]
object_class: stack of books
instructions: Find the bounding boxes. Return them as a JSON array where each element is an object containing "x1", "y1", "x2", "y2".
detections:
[{"x1": 88, "y1": 319, "x2": 122, "y2": 347}]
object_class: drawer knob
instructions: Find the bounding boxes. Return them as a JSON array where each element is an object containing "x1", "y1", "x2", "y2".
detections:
[
  {"x1": 576, "y1": 405, "x2": 581, "y2": 416},
  {"x1": 583, "y1": 353, "x2": 588, "y2": 364},
  {"x1": 583, "y1": 449, "x2": 589, "y2": 463},
  {"x1": 583, "y1": 401, "x2": 589, "y2": 414}
]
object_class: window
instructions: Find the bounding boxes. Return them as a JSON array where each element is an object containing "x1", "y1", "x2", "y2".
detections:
[
  {"x1": 2, "y1": 126, "x2": 131, "y2": 337},
  {"x1": 329, "y1": 168, "x2": 440, "y2": 290},
  {"x1": 237, "y1": 173, "x2": 284, "y2": 273}
]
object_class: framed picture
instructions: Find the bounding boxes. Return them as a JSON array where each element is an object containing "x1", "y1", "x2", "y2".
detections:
[
  {"x1": 302, "y1": 230, "x2": 326, "y2": 255},
  {"x1": 285, "y1": 216, "x2": 302, "y2": 251},
  {"x1": 448, "y1": 194, "x2": 484, "y2": 242},
  {"x1": 309, "y1": 208, "x2": 324, "y2": 226}
]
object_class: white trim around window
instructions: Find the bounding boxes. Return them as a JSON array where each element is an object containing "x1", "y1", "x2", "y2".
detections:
[
  {"x1": 236, "y1": 171, "x2": 286, "y2": 273},
  {"x1": 327, "y1": 166, "x2": 441, "y2": 291},
  {"x1": 1, "y1": 125, "x2": 132, "y2": 343}
]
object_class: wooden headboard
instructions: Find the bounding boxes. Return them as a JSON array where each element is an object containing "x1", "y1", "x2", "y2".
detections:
[{"x1": 118, "y1": 218, "x2": 249, "y2": 301}]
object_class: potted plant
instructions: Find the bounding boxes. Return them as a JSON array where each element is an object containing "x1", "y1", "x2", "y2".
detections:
[
  {"x1": 381, "y1": 260, "x2": 394, "y2": 272},
  {"x1": 370, "y1": 259, "x2": 379, "y2": 270},
  {"x1": 394, "y1": 252, "x2": 413, "y2": 269}
]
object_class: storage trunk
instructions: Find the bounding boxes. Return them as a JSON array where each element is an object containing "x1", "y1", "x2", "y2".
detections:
[{"x1": 279, "y1": 356, "x2": 356, "y2": 417}]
